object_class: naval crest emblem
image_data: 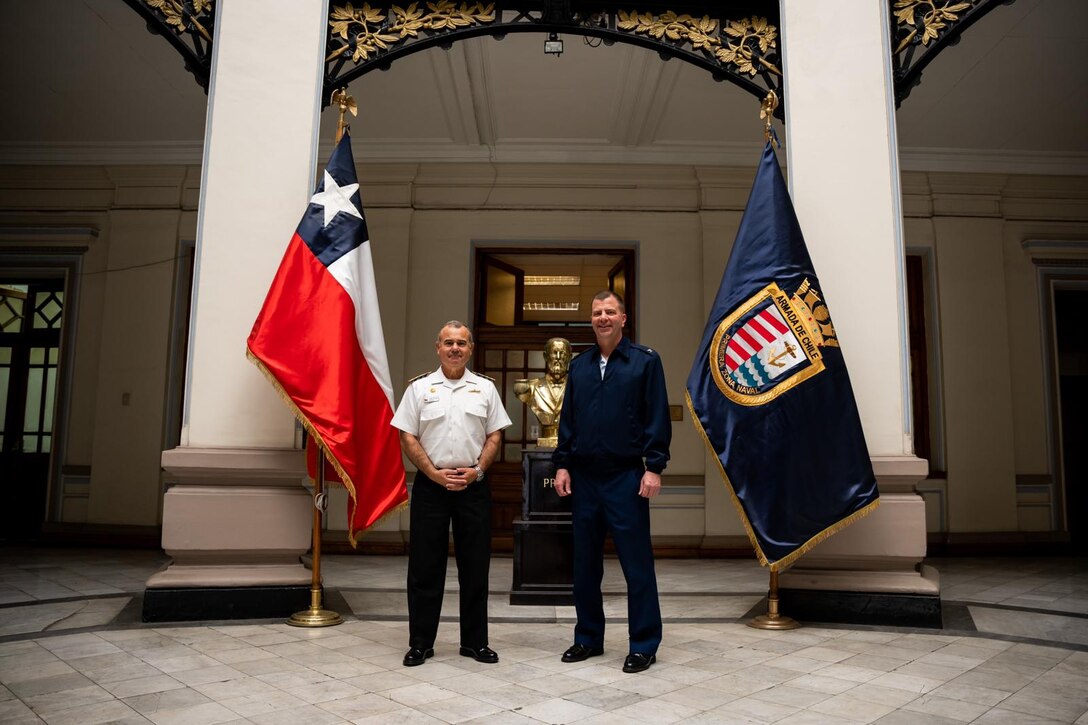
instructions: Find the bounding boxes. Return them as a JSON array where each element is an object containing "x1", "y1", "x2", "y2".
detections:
[{"x1": 710, "y1": 278, "x2": 839, "y2": 406}]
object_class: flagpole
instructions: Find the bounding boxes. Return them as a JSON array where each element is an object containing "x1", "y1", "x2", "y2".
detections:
[
  {"x1": 288, "y1": 442, "x2": 344, "y2": 627},
  {"x1": 748, "y1": 568, "x2": 800, "y2": 630},
  {"x1": 744, "y1": 91, "x2": 797, "y2": 631},
  {"x1": 288, "y1": 91, "x2": 358, "y2": 627}
]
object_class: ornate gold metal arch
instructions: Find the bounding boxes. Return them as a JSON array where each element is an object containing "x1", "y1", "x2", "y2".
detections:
[
  {"x1": 121, "y1": 0, "x2": 1019, "y2": 116},
  {"x1": 122, "y1": 0, "x2": 215, "y2": 91},
  {"x1": 891, "y1": 0, "x2": 1018, "y2": 105},
  {"x1": 322, "y1": 2, "x2": 784, "y2": 114}
]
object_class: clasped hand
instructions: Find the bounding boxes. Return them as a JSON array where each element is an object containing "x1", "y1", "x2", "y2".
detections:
[{"x1": 437, "y1": 467, "x2": 476, "y2": 492}]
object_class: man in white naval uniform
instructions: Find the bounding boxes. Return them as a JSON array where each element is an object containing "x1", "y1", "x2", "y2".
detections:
[{"x1": 391, "y1": 320, "x2": 511, "y2": 667}]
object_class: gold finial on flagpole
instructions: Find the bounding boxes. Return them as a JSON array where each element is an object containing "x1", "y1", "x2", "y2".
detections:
[
  {"x1": 748, "y1": 568, "x2": 800, "y2": 630},
  {"x1": 760, "y1": 90, "x2": 779, "y2": 146},
  {"x1": 331, "y1": 87, "x2": 357, "y2": 144}
]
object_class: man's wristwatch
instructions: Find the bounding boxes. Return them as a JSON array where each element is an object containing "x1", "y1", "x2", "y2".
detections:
[{"x1": 473, "y1": 464, "x2": 485, "y2": 482}]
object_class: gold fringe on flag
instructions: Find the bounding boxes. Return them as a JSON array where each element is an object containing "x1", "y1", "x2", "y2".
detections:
[
  {"x1": 246, "y1": 346, "x2": 408, "y2": 547},
  {"x1": 685, "y1": 390, "x2": 879, "y2": 572}
]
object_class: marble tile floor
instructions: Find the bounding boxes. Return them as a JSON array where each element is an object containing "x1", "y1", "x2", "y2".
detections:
[{"x1": 0, "y1": 548, "x2": 1085, "y2": 724}]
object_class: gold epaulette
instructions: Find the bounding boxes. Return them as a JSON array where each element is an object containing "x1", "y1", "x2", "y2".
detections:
[
  {"x1": 408, "y1": 371, "x2": 432, "y2": 383},
  {"x1": 474, "y1": 371, "x2": 496, "y2": 382}
]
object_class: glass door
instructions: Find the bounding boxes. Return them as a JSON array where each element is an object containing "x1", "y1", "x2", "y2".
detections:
[
  {"x1": 0, "y1": 278, "x2": 65, "y2": 539},
  {"x1": 473, "y1": 247, "x2": 635, "y2": 550}
]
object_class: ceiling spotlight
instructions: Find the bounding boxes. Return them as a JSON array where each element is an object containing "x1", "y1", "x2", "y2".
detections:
[{"x1": 544, "y1": 32, "x2": 563, "y2": 57}]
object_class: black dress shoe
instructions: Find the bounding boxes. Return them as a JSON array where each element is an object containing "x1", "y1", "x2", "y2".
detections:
[
  {"x1": 622, "y1": 653, "x2": 656, "y2": 673},
  {"x1": 459, "y1": 645, "x2": 498, "y2": 663},
  {"x1": 402, "y1": 647, "x2": 434, "y2": 667},
  {"x1": 561, "y1": 643, "x2": 604, "y2": 663}
]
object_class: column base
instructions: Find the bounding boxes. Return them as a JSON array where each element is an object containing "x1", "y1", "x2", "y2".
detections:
[
  {"x1": 145, "y1": 447, "x2": 314, "y2": 620},
  {"x1": 143, "y1": 585, "x2": 311, "y2": 622},
  {"x1": 778, "y1": 590, "x2": 941, "y2": 629},
  {"x1": 779, "y1": 456, "x2": 939, "y2": 626},
  {"x1": 779, "y1": 563, "x2": 941, "y2": 628}
]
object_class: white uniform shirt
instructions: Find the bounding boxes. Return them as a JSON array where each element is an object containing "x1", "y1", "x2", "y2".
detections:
[{"x1": 391, "y1": 368, "x2": 512, "y2": 469}]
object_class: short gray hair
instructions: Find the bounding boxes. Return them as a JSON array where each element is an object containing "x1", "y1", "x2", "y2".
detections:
[{"x1": 437, "y1": 320, "x2": 473, "y2": 344}]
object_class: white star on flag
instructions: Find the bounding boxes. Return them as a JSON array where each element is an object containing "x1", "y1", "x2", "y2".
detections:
[{"x1": 310, "y1": 170, "x2": 362, "y2": 227}]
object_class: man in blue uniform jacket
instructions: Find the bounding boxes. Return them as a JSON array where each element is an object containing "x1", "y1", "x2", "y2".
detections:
[{"x1": 553, "y1": 290, "x2": 671, "y2": 673}]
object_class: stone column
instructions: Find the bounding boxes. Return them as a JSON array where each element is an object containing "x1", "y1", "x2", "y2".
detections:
[
  {"x1": 144, "y1": 0, "x2": 329, "y2": 620},
  {"x1": 777, "y1": 0, "x2": 935, "y2": 625}
]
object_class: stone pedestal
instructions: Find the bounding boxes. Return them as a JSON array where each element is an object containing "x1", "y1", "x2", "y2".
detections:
[
  {"x1": 143, "y1": 448, "x2": 313, "y2": 621},
  {"x1": 780, "y1": 456, "x2": 939, "y2": 627},
  {"x1": 511, "y1": 450, "x2": 574, "y2": 605}
]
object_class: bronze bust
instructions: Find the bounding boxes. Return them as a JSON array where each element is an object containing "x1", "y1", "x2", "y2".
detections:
[{"x1": 514, "y1": 337, "x2": 571, "y2": 448}]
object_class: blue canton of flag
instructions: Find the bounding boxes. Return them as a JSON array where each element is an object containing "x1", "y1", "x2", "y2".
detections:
[{"x1": 685, "y1": 142, "x2": 879, "y2": 571}]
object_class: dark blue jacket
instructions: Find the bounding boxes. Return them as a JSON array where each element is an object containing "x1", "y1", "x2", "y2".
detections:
[{"x1": 553, "y1": 336, "x2": 671, "y2": 474}]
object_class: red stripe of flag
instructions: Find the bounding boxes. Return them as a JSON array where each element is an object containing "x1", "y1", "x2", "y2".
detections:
[
  {"x1": 248, "y1": 233, "x2": 406, "y2": 543},
  {"x1": 737, "y1": 327, "x2": 762, "y2": 352},
  {"x1": 760, "y1": 307, "x2": 789, "y2": 334},
  {"x1": 748, "y1": 316, "x2": 776, "y2": 343}
]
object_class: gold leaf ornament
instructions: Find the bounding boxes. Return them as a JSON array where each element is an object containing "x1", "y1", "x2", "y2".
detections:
[
  {"x1": 894, "y1": 0, "x2": 975, "y2": 47},
  {"x1": 611, "y1": 10, "x2": 776, "y2": 78},
  {"x1": 329, "y1": 1, "x2": 496, "y2": 66}
]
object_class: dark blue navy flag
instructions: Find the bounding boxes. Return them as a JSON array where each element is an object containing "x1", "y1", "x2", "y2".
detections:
[{"x1": 685, "y1": 142, "x2": 879, "y2": 571}]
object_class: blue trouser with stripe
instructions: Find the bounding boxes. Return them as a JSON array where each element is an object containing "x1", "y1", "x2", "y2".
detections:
[{"x1": 570, "y1": 465, "x2": 662, "y2": 655}]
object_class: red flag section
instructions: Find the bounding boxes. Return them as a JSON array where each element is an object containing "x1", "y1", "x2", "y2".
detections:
[{"x1": 247, "y1": 134, "x2": 406, "y2": 545}]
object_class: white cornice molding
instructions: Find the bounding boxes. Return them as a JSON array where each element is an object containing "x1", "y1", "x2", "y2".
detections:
[
  {"x1": 899, "y1": 147, "x2": 1088, "y2": 176},
  {"x1": 0, "y1": 141, "x2": 205, "y2": 166},
  {"x1": 2, "y1": 140, "x2": 1088, "y2": 177}
]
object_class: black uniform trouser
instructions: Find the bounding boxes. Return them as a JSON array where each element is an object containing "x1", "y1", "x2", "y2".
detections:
[{"x1": 407, "y1": 471, "x2": 491, "y2": 650}]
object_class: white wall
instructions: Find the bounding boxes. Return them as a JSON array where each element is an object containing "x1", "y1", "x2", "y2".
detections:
[{"x1": 2, "y1": 161, "x2": 1086, "y2": 541}]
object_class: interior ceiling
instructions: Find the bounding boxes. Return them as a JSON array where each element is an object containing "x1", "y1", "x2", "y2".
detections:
[
  {"x1": 494, "y1": 253, "x2": 622, "y2": 304},
  {"x1": 0, "y1": 0, "x2": 1085, "y2": 173}
]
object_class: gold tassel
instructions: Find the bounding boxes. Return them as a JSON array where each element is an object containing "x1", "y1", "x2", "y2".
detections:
[{"x1": 685, "y1": 391, "x2": 880, "y2": 572}]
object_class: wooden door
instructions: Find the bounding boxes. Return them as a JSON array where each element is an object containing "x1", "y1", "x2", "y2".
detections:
[{"x1": 473, "y1": 248, "x2": 635, "y2": 551}]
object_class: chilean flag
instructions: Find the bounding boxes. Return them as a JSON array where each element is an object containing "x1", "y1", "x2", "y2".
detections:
[{"x1": 247, "y1": 132, "x2": 407, "y2": 546}]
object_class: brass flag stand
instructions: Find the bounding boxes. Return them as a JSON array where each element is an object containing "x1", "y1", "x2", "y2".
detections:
[
  {"x1": 288, "y1": 444, "x2": 343, "y2": 628},
  {"x1": 748, "y1": 568, "x2": 799, "y2": 630},
  {"x1": 288, "y1": 91, "x2": 358, "y2": 628},
  {"x1": 746, "y1": 91, "x2": 797, "y2": 632}
]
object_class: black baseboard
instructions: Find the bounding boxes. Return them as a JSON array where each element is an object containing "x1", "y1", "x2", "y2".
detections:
[
  {"x1": 509, "y1": 587, "x2": 574, "y2": 606},
  {"x1": 778, "y1": 588, "x2": 942, "y2": 629},
  {"x1": 142, "y1": 585, "x2": 312, "y2": 622}
]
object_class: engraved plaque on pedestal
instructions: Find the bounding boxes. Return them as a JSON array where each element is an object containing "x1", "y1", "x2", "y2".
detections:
[
  {"x1": 511, "y1": 450, "x2": 574, "y2": 605},
  {"x1": 523, "y1": 450, "x2": 571, "y2": 520}
]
